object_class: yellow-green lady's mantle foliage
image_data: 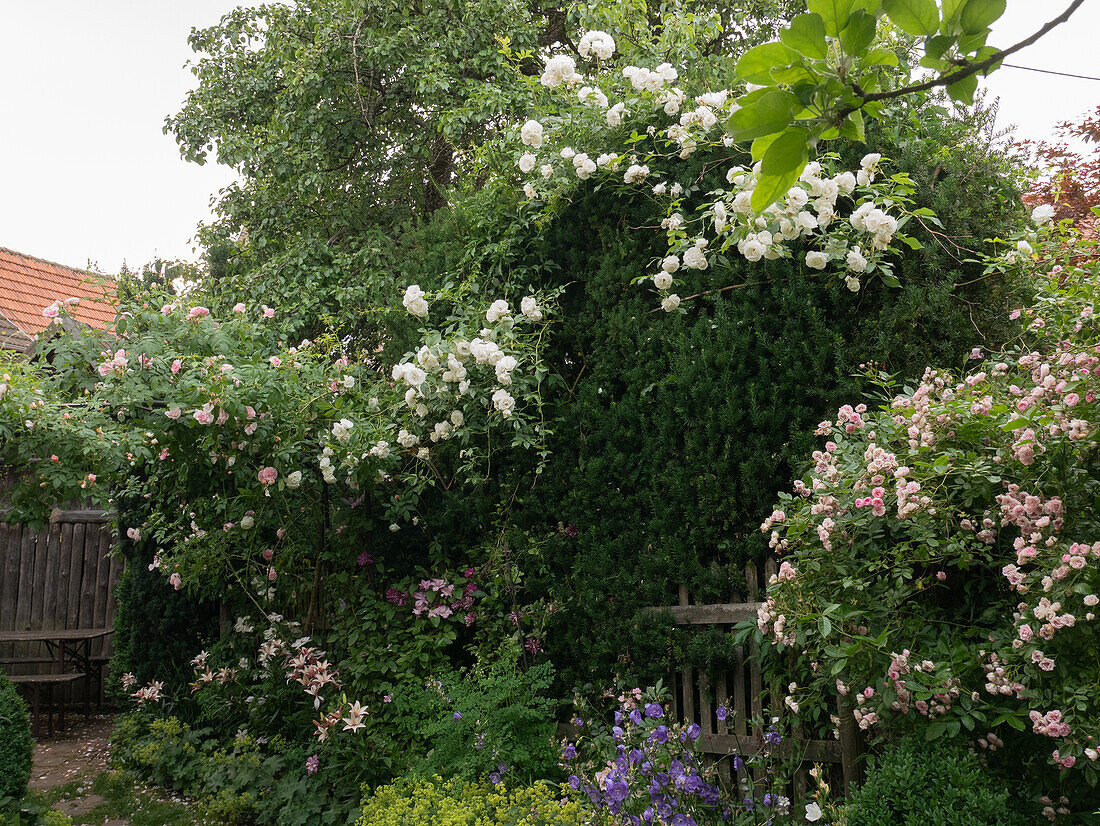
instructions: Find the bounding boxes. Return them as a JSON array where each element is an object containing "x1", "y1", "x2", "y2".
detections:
[
  {"x1": 356, "y1": 775, "x2": 593, "y2": 826},
  {"x1": 757, "y1": 218, "x2": 1100, "y2": 814}
]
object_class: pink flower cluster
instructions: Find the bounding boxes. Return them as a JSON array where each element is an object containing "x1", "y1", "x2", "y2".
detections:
[
  {"x1": 1030, "y1": 708, "x2": 1072, "y2": 738},
  {"x1": 96, "y1": 349, "x2": 129, "y2": 376}
]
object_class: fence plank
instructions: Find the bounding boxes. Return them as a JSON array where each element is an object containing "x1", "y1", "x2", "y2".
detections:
[
  {"x1": 66, "y1": 523, "x2": 86, "y2": 629},
  {"x1": 79, "y1": 526, "x2": 100, "y2": 630},
  {"x1": 678, "y1": 585, "x2": 695, "y2": 726},
  {"x1": 644, "y1": 603, "x2": 761, "y2": 624},
  {"x1": 42, "y1": 523, "x2": 63, "y2": 630},
  {"x1": 93, "y1": 528, "x2": 115, "y2": 659}
]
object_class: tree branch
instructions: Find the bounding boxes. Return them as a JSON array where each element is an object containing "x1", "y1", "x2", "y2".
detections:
[{"x1": 840, "y1": 0, "x2": 1085, "y2": 117}]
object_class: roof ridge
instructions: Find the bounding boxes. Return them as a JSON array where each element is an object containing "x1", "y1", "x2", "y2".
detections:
[
  {"x1": 0, "y1": 246, "x2": 111, "y2": 282},
  {"x1": 0, "y1": 306, "x2": 30, "y2": 337}
]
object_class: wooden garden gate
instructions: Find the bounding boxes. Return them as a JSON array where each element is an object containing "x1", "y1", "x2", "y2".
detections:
[
  {"x1": 645, "y1": 558, "x2": 863, "y2": 801},
  {"x1": 0, "y1": 495, "x2": 121, "y2": 696}
]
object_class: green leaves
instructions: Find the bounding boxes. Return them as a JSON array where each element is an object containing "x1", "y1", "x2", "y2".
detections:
[
  {"x1": 752, "y1": 127, "x2": 809, "y2": 212},
  {"x1": 882, "y1": 0, "x2": 939, "y2": 36},
  {"x1": 735, "y1": 42, "x2": 798, "y2": 84},
  {"x1": 781, "y1": 13, "x2": 829, "y2": 59},
  {"x1": 840, "y1": 9, "x2": 878, "y2": 54},
  {"x1": 726, "y1": 90, "x2": 799, "y2": 142},
  {"x1": 959, "y1": 0, "x2": 1007, "y2": 34},
  {"x1": 807, "y1": 0, "x2": 855, "y2": 37}
]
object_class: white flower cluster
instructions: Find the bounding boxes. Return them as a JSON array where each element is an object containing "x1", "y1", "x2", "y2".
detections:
[
  {"x1": 402, "y1": 285, "x2": 428, "y2": 318},
  {"x1": 514, "y1": 41, "x2": 908, "y2": 308},
  {"x1": 577, "y1": 30, "x2": 615, "y2": 61},
  {"x1": 541, "y1": 55, "x2": 580, "y2": 88}
]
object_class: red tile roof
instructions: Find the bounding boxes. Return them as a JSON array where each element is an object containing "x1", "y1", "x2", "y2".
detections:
[{"x1": 0, "y1": 247, "x2": 116, "y2": 342}]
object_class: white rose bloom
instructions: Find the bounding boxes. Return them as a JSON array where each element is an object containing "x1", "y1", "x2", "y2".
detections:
[
  {"x1": 661, "y1": 293, "x2": 681, "y2": 312},
  {"x1": 518, "y1": 152, "x2": 537, "y2": 173},
  {"x1": 573, "y1": 154, "x2": 597, "y2": 179},
  {"x1": 653, "y1": 272, "x2": 673, "y2": 290},
  {"x1": 785, "y1": 187, "x2": 809, "y2": 211},
  {"x1": 397, "y1": 429, "x2": 419, "y2": 448},
  {"x1": 849, "y1": 201, "x2": 876, "y2": 231},
  {"x1": 452, "y1": 339, "x2": 472, "y2": 360},
  {"x1": 682, "y1": 246, "x2": 708, "y2": 270},
  {"x1": 732, "y1": 190, "x2": 754, "y2": 215},
  {"x1": 860, "y1": 152, "x2": 882, "y2": 169},
  {"x1": 521, "y1": 296, "x2": 543, "y2": 321},
  {"x1": 492, "y1": 388, "x2": 516, "y2": 417},
  {"x1": 332, "y1": 418, "x2": 354, "y2": 444},
  {"x1": 805, "y1": 251, "x2": 829, "y2": 270},
  {"x1": 404, "y1": 387, "x2": 418, "y2": 408},
  {"x1": 805, "y1": 802, "x2": 823, "y2": 822},
  {"x1": 520, "y1": 119, "x2": 543, "y2": 148},
  {"x1": 834, "y1": 172, "x2": 857, "y2": 196},
  {"x1": 403, "y1": 365, "x2": 427, "y2": 387},
  {"x1": 450, "y1": 410, "x2": 464, "y2": 427},
  {"x1": 240, "y1": 516, "x2": 255, "y2": 529},
  {"x1": 606, "y1": 102, "x2": 627, "y2": 126},
  {"x1": 286, "y1": 470, "x2": 303, "y2": 489},
  {"x1": 624, "y1": 164, "x2": 649, "y2": 183},
  {"x1": 656, "y1": 62, "x2": 678, "y2": 82},
  {"x1": 846, "y1": 247, "x2": 868, "y2": 273},
  {"x1": 402, "y1": 284, "x2": 429, "y2": 318},
  {"x1": 697, "y1": 90, "x2": 728, "y2": 108},
  {"x1": 670, "y1": 183, "x2": 683, "y2": 197},
  {"x1": 540, "y1": 54, "x2": 579, "y2": 87},
  {"x1": 726, "y1": 166, "x2": 746, "y2": 184},
  {"x1": 342, "y1": 375, "x2": 355, "y2": 389},
  {"x1": 661, "y1": 255, "x2": 680, "y2": 274},
  {"x1": 741, "y1": 239, "x2": 766, "y2": 262},
  {"x1": 845, "y1": 276, "x2": 862, "y2": 292},
  {"x1": 495, "y1": 355, "x2": 518, "y2": 384},
  {"x1": 369, "y1": 440, "x2": 391, "y2": 459},
  {"x1": 540, "y1": 163, "x2": 553, "y2": 178},
  {"x1": 560, "y1": 147, "x2": 576, "y2": 160},
  {"x1": 416, "y1": 447, "x2": 429, "y2": 459},
  {"x1": 416, "y1": 346, "x2": 439, "y2": 371},
  {"x1": 523, "y1": 183, "x2": 537, "y2": 199},
  {"x1": 713, "y1": 201, "x2": 728, "y2": 233},
  {"x1": 486, "y1": 299, "x2": 511, "y2": 324},
  {"x1": 470, "y1": 338, "x2": 499, "y2": 364},
  {"x1": 795, "y1": 211, "x2": 819, "y2": 233},
  {"x1": 652, "y1": 182, "x2": 667, "y2": 195},
  {"x1": 578, "y1": 86, "x2": 609, "y2": 108},
  {"x1": 1016, "y1": 239, "x2": 1034, "y2": 255},
  {"x1": 779, "y1": 219, "x2": 798, "y2": 241},
  {"x1": 578, "y1": 30, "x2": 616, "y2": 60},
  {"x1": 1031, "y1": 204, "x2": 1055, "y2": 225},
  {"x1": 431, "y1": 421, "x2": 453, "y2": 442},
  {"x1": 596, "y1": 152, "x2": 617, "y2": 167},
  {"x1": 856, "y1": 168, "x2": 873, "y2": 187}
]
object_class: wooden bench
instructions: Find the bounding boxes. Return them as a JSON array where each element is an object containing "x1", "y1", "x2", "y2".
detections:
[{"x1": 8, "y1": 673, "x2": 85, "y2": 737}]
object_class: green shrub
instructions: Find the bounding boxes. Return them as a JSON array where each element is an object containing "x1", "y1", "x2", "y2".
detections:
[
  {"x1": 356, "y1": 775, "x2": 591, "y2": 826},
  {"x1": 844, "y1": 737, "x2": 1032, "y2": 826},
  {"x1": 409, "y1": 645, "x2": 559, "y2": 783},
  {"x1": 0, "y1": 674, "x2": 33, "y2": 804}
]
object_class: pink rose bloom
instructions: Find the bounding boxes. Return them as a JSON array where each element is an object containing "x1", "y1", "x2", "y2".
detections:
[
  {"x1": 86, "y1": 474, "x2": 96, "y2": 483},
  {"x1": 185, "y1": 306, "x2": 210, "y2": 322},
  {"x1": 161, "y1": 304, "x2": 175, "y2": 315},
  {"x1": 158, "y1": 448, "x2": 169, "y2": 460},
  {"x1": 258, "y1": 466, "x2": 278, "y2": 485},
  {"x1": 262, "y1": 305, "x2": 275, "y2": 318},
  {"x1": 268, "y1": 566, "x2": 277, "y2": 581},
  {"x1": 171, "y1": 359, "x2": 182, "y2": 374},
  {"x1": 126, "y1": 527, "x2": 141, "y2": 541},
  {"x1": 1065, "y1": 393, "x2": 1080, "y2": 407},
  {"x1": 276, "y1": 528, "x2": 286, "y2": 539},
  {"x1": 1009, "y1": 309, "x2": 1021, "y2": 320},
  {"x1": 216, "y1": 408, "x2": 229, "y2": 426},
  {"x1": 193, "y1": 409, "x2": 215, "y2": 425},
  {"x1": 262, "y1": 548, "x2": 274, "y2": 561},
  {"x1": 270, "y1": 357, "x2": 282, "y2": 367},
  {"x1": 936, "y1": 571, "x2": 947, "y2": 581},
  {"x1": 169, "y1": 573, "x2": 183, "y2": 590},
  {"x1": 246, "y1": 406, "x2": 256, "y2": 419},
  {"x1": 166, "y1": 407, "x2": 182, "y2": 420},
  {"x1": 42, "y1": 304, "x2": 60, "y2": 319},
  {"x1": 232, "y1": 303, "x2": 246, "y2": 313}
]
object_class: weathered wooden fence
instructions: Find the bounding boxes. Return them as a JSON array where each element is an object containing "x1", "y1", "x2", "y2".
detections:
[
  {"x1": 0, "y1": 500, "x2": 121, "y2": 690},
  {"x1": 647, "y1": 558, "x2": 863, "y2": 802}
]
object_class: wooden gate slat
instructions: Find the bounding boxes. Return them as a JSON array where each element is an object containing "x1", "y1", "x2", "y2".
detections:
[{"x1": 42, "y1": 523, "x2": 63, "y2": 630}]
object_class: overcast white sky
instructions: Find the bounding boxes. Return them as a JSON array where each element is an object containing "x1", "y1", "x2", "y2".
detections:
[{"x1": 1, "y1": 1, "x2": 1098, "y2": 275}]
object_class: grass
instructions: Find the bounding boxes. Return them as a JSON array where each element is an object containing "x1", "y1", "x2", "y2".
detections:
[{"x1": 24, "y1": 770, "x2": 221, "y2": 826}]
